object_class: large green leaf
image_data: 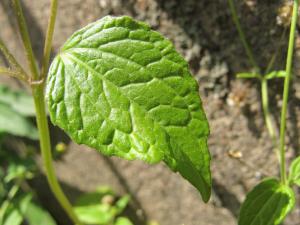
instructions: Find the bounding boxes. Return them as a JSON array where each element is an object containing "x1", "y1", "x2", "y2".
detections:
[
  {"x1": 238, "y1": 178, "x2": 295, "y2": 225},
  {"x1": 46, "y1": 16, "x2": 211, "y2": 201},
  {"x1": 0, "y1": 103, "x2": 38, "y2": 140},
  {"x1": 288, "y1": 156, "x2": 300, "y2": 186}
]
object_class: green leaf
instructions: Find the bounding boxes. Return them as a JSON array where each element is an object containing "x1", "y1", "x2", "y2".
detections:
[
  {"x1": 23, "y1": 201, "x2": 57, "y2": 225},
  {"x1": 74, "y1": 204, "x2": 115, "y2": 224},
  {"x1": 238, "y1": 178, "x2": 295, "y2": 225},
  {"x1": 2, "y1": 193, "x2": 32, "y2": 225},
  {"x1": 265, "y1": 70, "x2": 286, "y2": 80},
  {"x1": 0, "y1": 85, "x2": 35, "y2": 117},
  {"x1": 74, "y1": 188, "x2": 121, "y2": 225},
  {"x1": 114, "y1": 217, "x2": 133, "y2": 225},
  {"x1": 288, "y1": 156, "x2": 300, "y2": 186},
  {"x1": 115, "y1": 195, "x2": 130, "y2": 214},
  {"x1": 0, "y1": 103, "x2": 38, "y2": 140},
  {"x1": 46, "y1": 16, "x2": 211, "y2": 201}
]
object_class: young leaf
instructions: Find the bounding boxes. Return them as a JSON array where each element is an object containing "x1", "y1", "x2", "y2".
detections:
[
  {"x1": 238, "y1": 178, "x2": 295, "y2": 225},
  {"x1": 46, "y1": 16, "x2": 211, "y2": 201},
  {"x1": 288, "y1": 156, "x2": 300, "y2": 186}
]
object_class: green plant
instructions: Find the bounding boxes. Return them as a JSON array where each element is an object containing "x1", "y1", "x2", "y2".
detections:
[
  {"x1": 3, "y1": 0, "x2": 298, "y2": 224},
  {"x1": 228, "y1": 0, "x2": 300, "y2": 224},
  {"x1": 0, "y1": 0, "x2": 211, "y2": 224},
  {"x1": 0, "y1": 83, "x2": 58, "y2": 225}
]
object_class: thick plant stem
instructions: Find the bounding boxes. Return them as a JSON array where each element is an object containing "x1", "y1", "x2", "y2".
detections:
[
  {"x1": 227, "y1": 0, "x2": 259, "y2": 72},
  {"x1": 11, "y1": 0, "x2": 39, "y2": 81},
  {"x1": 32, "y1": 84, "x2": 83, "y2": 225},
  {"x1": 279, "y1": 0, "x2": 299, "y2": 184}
]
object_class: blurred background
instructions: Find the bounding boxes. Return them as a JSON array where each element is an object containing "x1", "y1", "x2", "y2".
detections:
[{"x1": 0, "y1": 0, "x2": 300, "y2": 224}]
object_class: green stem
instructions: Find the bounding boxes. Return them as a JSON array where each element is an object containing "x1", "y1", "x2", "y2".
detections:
[
  {"x1": 11, "y1": 0, "x2": 82, "y2": 224},
  {"x1": 32, "y1": 84, "x2": 82, "y2": 225},
  {"x1": 261, "y1": 79, "x2": 277, "y2": 145},
  {"x1": 40, "y1": 0, "x2": 57, "y2": 80},
  {"x1": 279, "y1": 0, "x2": 299, "y2": 184},
  {"x1": 0, "y1": 66, "x2": 27, "y2": 82},
  {"x1": 0, "y1": 184, "x2": 19, "y2": 224},
  {"x1": 228, "y1": 0, "x2": 259, "y2": 72},
  {"x1": 0, "y1": 38, "x2": 28, "y2": 76},
  {"x1": 11, "y1": 0, "x2": 39, "y2": 81}
]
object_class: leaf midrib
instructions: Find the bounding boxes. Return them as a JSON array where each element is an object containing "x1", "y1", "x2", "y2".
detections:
[{"x1": 60, "y1": 51, "x2": 209, "y2": 186}]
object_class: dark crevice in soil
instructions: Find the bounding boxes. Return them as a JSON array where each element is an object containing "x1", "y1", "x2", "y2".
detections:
[
  {"x1": 212, "y1": 179, "x2": 241, "y2": 218},
  {"x1": 102, "y1": 156, "x2": 149, "y2": 225}
]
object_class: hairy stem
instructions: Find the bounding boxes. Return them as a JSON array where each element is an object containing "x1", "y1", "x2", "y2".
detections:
[
  {"x1": 41, "y1": 0, "x2": 57, "y2": 80},
  {"x1": 0, "y1": 38, "x2": 28, "y2": 76},
  {"x1": 11, "y1": 0, "x2": 82, "y2": 224},
  {"x1": 279, "y1": 0, "x2": 299, "y2": 184},
  {"x1": 0, "y1": 66, "x2": 27, "y2": 82},
  {"x1": 227, "y1": 0, "x2": 259, "y2": 72},
  {"x1": 11, "y1": 0, "x2": 39, "y2": 81}
]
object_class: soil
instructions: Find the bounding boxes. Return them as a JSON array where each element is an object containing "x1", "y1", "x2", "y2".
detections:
[{"x1": 1, "y1": 0, "x2": 300, "y2": 225}]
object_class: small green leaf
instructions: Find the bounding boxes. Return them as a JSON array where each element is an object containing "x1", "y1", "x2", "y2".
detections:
[
  {"x1": 74, "y1": 204, "x2": 115, "y2": 224},
  {"x1": 46, "y1": 16, "x2": 211, "y2": 201},
  {"x1": 236, "y1": 72, "x2": 260, "y2": 79},
  {"x1": 24, "y1": 201, "x2": 57, "y2": 225},
  {"x1": 288, "y1": 156, "x2": 300, "y2": 186},
  {"x1": 114, "y1": 217, "x2": 133, "y2": 225},
  {"x1": 238, "y1": 178, "x2": 295, "y2": 225},
  {"x1": 2, "y1": 193, "x2": 32, "y2": 225},
  {"x1": 265, "y1": 70, "x2": 286, "y2": 80},
  {"x1": 0, "y1": 85, "x2": 35, "y2": 117},
  {"x1": 0, "y1": 103, "x2": 38, "y2": 140}
]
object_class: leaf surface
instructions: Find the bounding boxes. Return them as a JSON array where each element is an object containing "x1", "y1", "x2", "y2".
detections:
[
  {"x1": 46, "y1": 16, "x2": 211, "y2": 201},
  {"x1": 238, "y1": 178, "x2": 295, "y2": 225},
  {"x1": 288, "y1": 156, "x2": 300, "y2": 186}
]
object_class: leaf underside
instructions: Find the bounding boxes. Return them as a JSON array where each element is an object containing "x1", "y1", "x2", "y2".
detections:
[
  {"x1": 238, "y1": 178, "x2": 295, "y2": 225},
  {"x1": 46, "y1": 16, "x2": 211, "y2": 201}
]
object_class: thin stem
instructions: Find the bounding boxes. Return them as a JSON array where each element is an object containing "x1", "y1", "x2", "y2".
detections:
[
  {"x1": 227, "y1": 0, "x2": 260, "y2": 72},
  {"x1": 279, "y1": 0, "x2": 299, "y2": 184},
  {"x1": 0, "y1": 184, "x2": 19, "y2": 224},
  {"x1": 32, "y1": 84, "x2": 83, "y2": 225},
  {"x1": 11, "y1": 0, "x2": 82, "y2": 224},
  {"x1": 40, "y1": 0, "x2": 57, "y2": 80},
  {"x1": 264, "y1": 29, "x2": 287, "y2": 74},
  {"x1": 11, "y1": 0, "x2": 39, "y2": 81},
  {"x1": 0, "y1": 66, "x2": 28, "y2": 82},
  {"x1": 261, "y1": 79, "x2": 277, "y2": 145},
  {"x1": 0, "y1": 38, "x2": 28, "y2": 76}
]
